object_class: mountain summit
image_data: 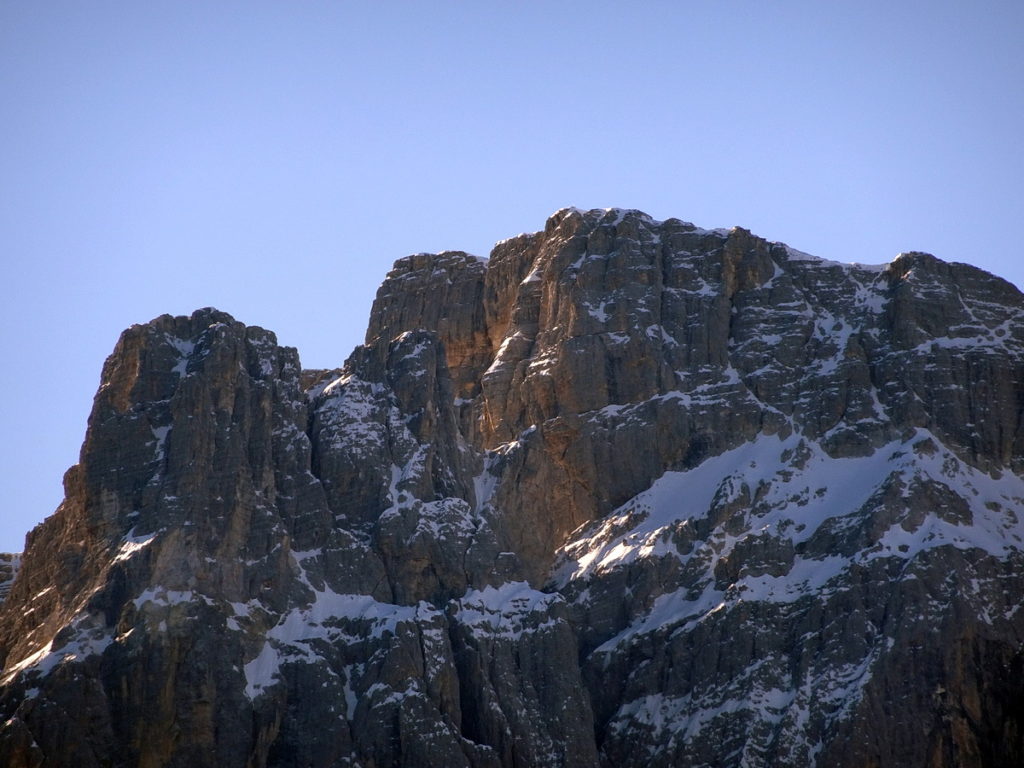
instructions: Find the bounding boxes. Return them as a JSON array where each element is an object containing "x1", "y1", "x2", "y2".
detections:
[{"x1": 2, "y1": 208, "x2": 1023, "y2": 767}]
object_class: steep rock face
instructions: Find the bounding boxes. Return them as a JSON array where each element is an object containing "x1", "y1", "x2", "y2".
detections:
[
  {"x1": 0, "y1": 555, "x2": 18, "y2": 604},
  {"x1": 366, "y1": 251, "x2": 492, "y2": 404},
  {"x1": 0, "y1": 306, "x2": 592, "y2": 768},
  {"x1": 308, "y1": 328, "x2": 501, "y2": 603},
  {"x1": 2, "y1": 208, "x2": 1024, "y2": 768},
  {"x1": 0, "y1": 308, "x2": 333, "y2": 766},
  {"x1": 363, "y1": 209, "x2": 1024, "y2": 583}
]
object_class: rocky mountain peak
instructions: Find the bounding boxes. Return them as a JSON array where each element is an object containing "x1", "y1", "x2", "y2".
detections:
[{"x1": 2, "y1": 211, "x2": 1023, "y2": 767}]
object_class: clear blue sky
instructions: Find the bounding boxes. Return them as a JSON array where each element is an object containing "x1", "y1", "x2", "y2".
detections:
[{"x1": 2, "y1": 1, "x2": 1022, "y2": 552}]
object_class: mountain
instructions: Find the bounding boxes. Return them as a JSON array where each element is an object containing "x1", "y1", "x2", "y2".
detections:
[{"x1": 2, "y1": 207, "x2": 1023, "y2": 767}]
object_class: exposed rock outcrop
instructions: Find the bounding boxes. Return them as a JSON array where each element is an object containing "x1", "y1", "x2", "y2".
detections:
[
  {"x1": 0, "y1": 555, "x2": 18, "y2": 605},
  {"x1": 2, "y1": 208, "x2": 1023, "y2": 767}
]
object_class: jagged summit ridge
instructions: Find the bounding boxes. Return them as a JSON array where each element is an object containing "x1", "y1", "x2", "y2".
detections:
[{"x1": 1, "y1": 210, "x2": 1023, "y2": 767}]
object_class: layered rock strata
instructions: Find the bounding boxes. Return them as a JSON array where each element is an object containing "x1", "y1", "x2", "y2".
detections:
[{"x1": 1, "y1": 208, "x2": 1023, "y2": 767}]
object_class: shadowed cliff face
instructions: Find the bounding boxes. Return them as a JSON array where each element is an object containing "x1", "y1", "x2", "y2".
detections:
[{"x1": 2, "y1": 208, "x2": 1023, "y2": 768}]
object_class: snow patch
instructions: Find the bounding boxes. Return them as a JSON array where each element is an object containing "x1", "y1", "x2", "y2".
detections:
[
  {"x1": 1, "y1": 613, "x2": 113, "y2": 684},
  {"x1": 243, "y1": 589, "x2": 427, "y2": 700},
  {"x1": 113, "y1": 528, "x2": 158, "y2": 563},
  {"x1": 166, "y1": 336, "x2": 195, "y2": 376},
  {"x1": 454, "y1": 582, "x2": 563, "y2": 640}
]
